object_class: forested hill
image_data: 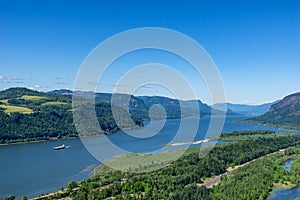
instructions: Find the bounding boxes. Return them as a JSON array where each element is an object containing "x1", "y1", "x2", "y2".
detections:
[
  {"x1": 0, "y1": 88, "x2": 143, "y2": 144},
  {"x1": 245, "y1": 92, "x2": 300, "y2": 130}
]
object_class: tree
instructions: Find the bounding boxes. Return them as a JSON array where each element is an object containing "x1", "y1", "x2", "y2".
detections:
[
  {"x1": 68, "y1": 181, "x2": 79, "y2": 192},
  {"x1": 4, "y1": 196, "x2": 15, "y2": 200}
]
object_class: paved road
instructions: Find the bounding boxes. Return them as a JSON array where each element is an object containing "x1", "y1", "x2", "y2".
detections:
[{"x1": 203, "y1": 175, "x2": 222, "y2": 188}]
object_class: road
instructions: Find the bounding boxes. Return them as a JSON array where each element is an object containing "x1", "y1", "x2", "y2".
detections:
[{"x1": 202, "y1": 175, "x2": 222, "y2": 187}]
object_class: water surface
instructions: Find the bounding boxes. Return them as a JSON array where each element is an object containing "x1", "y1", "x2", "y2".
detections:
[{"x1": 284, "y1": 159, "x2": 293, "y2": 172}]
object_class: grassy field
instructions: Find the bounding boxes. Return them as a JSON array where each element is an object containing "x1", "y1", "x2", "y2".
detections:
[
  {"x1": 273, "y1": 182, "x2": 298, "y2": 189},
  {"x1": 93, "y1": 145, "x2": 213, "y2": 174},
  {"x1": 42, "y1": 101, "x2": 68, "y2": 106},
  {"x1": 20, "y1": 95, "x2": 47, "y2": 100},
  {"x1": 0, "y1": 105, "x2": 33, "y2": 114},
  {"x1": 0, "y1": 99, "x2": 9, "y2": 104},
  {"x1": 93, "y1": 151, "x2": 182, "y2": 174},
  {"x1": 94, "y1": 149, "x2": 189, "y2": 174}
]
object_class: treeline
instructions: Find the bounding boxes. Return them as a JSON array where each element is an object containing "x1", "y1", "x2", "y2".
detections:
[
  {"x1": 0, "y1": 104, "x2": 76, "y2": 143},
  {"x1": 45, "y1": 132, "x2": 300, "y2": 199}
]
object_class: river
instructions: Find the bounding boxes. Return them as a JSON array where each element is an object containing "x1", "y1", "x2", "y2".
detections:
[{"x1": 0, "y1": 116, "x2": 292, "y2": 199}]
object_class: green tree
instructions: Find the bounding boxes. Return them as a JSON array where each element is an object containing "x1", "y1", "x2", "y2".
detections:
[
  {"x1": 68, "y1": 181, "x2": 79, "y2": 192},
  {"x1": 4, "y1": 196, "x2": 15, "y2": 200},
  {"x1": 21, "y1": 196, "x2": 28, "y2": 200}
]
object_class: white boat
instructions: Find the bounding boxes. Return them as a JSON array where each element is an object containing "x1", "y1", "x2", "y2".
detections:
[{"x1": 53, "y1": 144, "x2": 66, "y2": 150}]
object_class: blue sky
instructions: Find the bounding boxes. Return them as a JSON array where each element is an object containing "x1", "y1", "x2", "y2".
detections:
[{"x1": 0, "y1": 0, "x2": 299, "y2": 104}]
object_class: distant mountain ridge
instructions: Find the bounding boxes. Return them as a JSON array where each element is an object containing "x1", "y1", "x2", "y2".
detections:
[
  {"x1": 47, "y1": 89, "x2": 73, "y2": 95},
  {"x1": 244, "y1": 92, "x2": 300, "y2": 130},
  {"x1": 212, "y1": 101, "x2": 278, "y2": 116}
]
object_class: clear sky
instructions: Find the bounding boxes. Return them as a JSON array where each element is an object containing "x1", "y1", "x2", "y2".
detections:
[{"x1": 0, "y1": 0, "x2": 299, "y2": 104}]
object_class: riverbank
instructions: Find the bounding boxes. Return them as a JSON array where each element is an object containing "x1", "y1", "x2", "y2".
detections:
[
  {"x1": 0, "y1": 139, "x2": 48, "y2": 146},
  {"x1": 234, "y1": 119, "x2": 300, "y2": 132},
  {"x1": 0, "y1": 136, "x2": 78, "y2": 146}
]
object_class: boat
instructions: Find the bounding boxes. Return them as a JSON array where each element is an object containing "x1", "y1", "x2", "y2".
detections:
[{"x1": 53, "y1": 144, "x2": 66, "y2": 150}]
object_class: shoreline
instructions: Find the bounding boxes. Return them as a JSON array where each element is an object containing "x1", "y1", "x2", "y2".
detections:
[
  {"x1": 0, "y1": 139, "x2": 48, "y2": 146},
  {"x1": 234, "y1": 119, "x2": 300, "y2": 132},
  {"x1": 0, "y1": 136, "x2": 78, "y2": 146}
]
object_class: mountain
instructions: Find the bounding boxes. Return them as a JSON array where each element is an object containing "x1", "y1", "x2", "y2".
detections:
[
  {"x1": 138, "y1": 96, "x2": 233, "y2": 118},
  {"x1": 212, "y1": 101, "x2": 278, "y2": 116},
  {"x1": 244, "y1": 92, "x2": 300, "y2": 130}
]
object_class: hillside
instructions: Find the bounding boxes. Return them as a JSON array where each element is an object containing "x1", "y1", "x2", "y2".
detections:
[
  {"x1": 244, "y1": 92, "x2": 300, "y2": 130},
  {"x1": 138, "y1": 96, "x2": 199, "y2": 119},
  {"x1": 0, "y1": 88, "x2": 142, "y2": 144},
  {"x1": 138, "y1": 96, "x2": 234, "y2": 118},
  {"x1": 94, "y1": 92, "x2": 148, "y2": 121}
]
